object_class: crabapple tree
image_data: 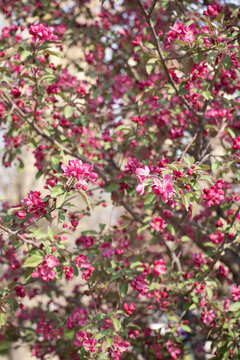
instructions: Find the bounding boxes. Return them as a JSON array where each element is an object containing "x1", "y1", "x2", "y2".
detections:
[{"x1": 0, "y1": 0, "x2": 240, "y2": 359}]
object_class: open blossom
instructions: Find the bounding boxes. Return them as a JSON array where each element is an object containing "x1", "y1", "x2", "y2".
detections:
[
  {"x1": 135, "y1": 166, "x2": 150, "y2": 182},
  {"x1": 74, "y1": 255, "x2": 95, "y2": 280},
  {"x1": 31, "y1": 254, "x2": 59, "y2": 282},
  {"x1": 62, "y1": 266, "x2": 73, "y2": 282},
  {"x1": 166, "y1": 340, "x2": 181, "y2": 360},
  {"x1": 203, "y1": 180, "x2": 225, "y2": 207},
  {"x1": 153, "y1": 259, "x2": 167, "y2": 276},
  {"x1": 200, "y1": 309, "x2": 215, "y2": 326},
  {"x1": 74, "y1": 331, "x2": 97, "y2": 353},
  {"x1": 36, "y1": 318, "x2": 63, "y2": 341},
  {"x1": 165, "y1": 22, "x2": 198, "y2": 48},
  {"x1": 152, "y1": 174, "x2": 175, "y2": 203},
  {"x1": 131, "y1": 275, "x2": 148, "y2": 296},
  {"x1": 209, "y1": 232, "x2": 224, "y2": 244},
  {"x1": 66, "y1": 308, "x2": 87, "y2": 328},
  {"x1": 232, "y1": 284, "x2": 240, "y2": 301},
  {"x1": 108, "y1": 337, "x2": 130, "y2": 360},
  {"x1": 21, "y1": 190, "x2": 49, "y2": 218},
  {"x1": 61, "y1": 159, "x2": 98, "y2": 191},
  {"x1": 29, "y1": 23, "x2": 58, "y2": 42},
  {"x1": 151, "y1": 217, "x2": 165, "y2": 232}
]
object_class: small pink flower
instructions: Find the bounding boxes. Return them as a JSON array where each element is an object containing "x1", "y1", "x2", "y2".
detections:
[
  {"x1": 62, "y1": 266, "x2": 73, "y2": 282},
  {"x1": 232, "y1": 284, "x2": 240, "y2": 301},
  {"x1": 151, "y1": 217, "x2": 165, "y2": 232},
  {"x1": 152, "y1": 174, "x2": 175, "y2": 203},
  {"x1": 135, "y1": 166, "x2": 150, "y2": 182},
  {"x1": 153, "y1": 259, "x2": 167, "y2": 276},
  {"x1": 136, "y1": 183, "x2": 145, "y2": 196}
]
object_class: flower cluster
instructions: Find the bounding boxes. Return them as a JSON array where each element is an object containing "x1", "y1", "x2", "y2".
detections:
[
  {"x1": 209, "y1": 232, "x2": 224, "y2": 244},
  {"x1": 152, "y1": 174, "x2": 175, "y2": 203},
  {"x1": 203, "y1": 180, "x2": 225, "y2": 207},
  {"x1": 76, "y1": 235, "x2": 95, "y2": 248},
  {"x1": 36, "y1": 318, "x2": 63, "y2": 341},
  {"x1": 74, "y1": 331, "x2": 97, "y2": 353},
  {"x1": 17, "y1": 191, "x2": 49, "y2": 219},
  {"x1": 66, "y1": 307, "x2": 87, "y2": 328},
  {"x1": 74, "y1": 254, "x2": 95, "y2": 280},
  {"x1": 123, "y1": 303, "x2": 135, "y2": 315},
  {"x1": 108, "y1": 337, "x2": 130, "y2": 360},
  {"x1": 135, "y1": 166, "x2": 175, "y2": 204},
  {"x1": 203, "y1": 2, "x2": 222, "y2": 17},
  {"x1": 165, "y1": 22, "x2": 198, "y2": 47},
  {"x1": 61, "y1": 159, "x2": 98, "y2": 191},
  {"x1": 29, "y1": 23, "x2": 57, "y2": 42},
  {"x1": 31, "y1": 254, "x2": 59, "y2": 281}
]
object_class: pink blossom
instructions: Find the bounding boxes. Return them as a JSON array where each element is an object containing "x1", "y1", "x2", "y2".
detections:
[
  {"x1": 61, "y1": 159, "x2": 98, "y2": 191},
  {"x1": 10, "y1": 86, "x2": 21, "y2": 98},
  {"x1": 166, "y1": 340, "x2": 181, "y2": 360},
  {"x1": 151, "y1": 217, "x2": 165, "y2": 232},
  {"x1": 123, "y1": 303, "x2": 135, "y2": 315},
  {"x1": 136, "y1": 183, "x2": 145, "y2": 196},
  {"x1": 232, "y1": 284, "x2": 240, "y2": 301},
  {"x1": 66, "y1": 308, "x2": 87, "y2": 328},
  {"x1": 74, "y1": 331, "x2": 97, "y2": 353},
  {"x1": 135, "y1": 166, "x2": 150, "y2": 182},
  {"x1": 29, "y1": 23, "x2": 57, "y2": 42},
  {"x1": 108, "y1": 337, "x2": 130, "y2": 360},
  {"x1": 153, "y1": 259, "x2": 167, "y2": 276},
  {"x1": 209, "y1": 232, "x2": 224, "y2": 244},
  {"x1": 31, "y1": 254, "x2": 59, "y2": 282},
  {"x1": 62, "y1": 266, "x2": 73, "y2": 282},
  {"x1": 21, "y1": 191, "x2": 49, "y2": 218},
  {"x1": 131, "y1": 275, "x2": 148, "y2": 296},
  {"x1": 200, "y1": 309, "x2": 215, "y2": 325},
  {"x1": 152, "y1": 174, "x2": 175, "y2": 203}
]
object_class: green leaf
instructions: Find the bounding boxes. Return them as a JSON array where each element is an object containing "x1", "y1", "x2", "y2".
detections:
[
  {"x1": 202, "y1": 90, "x2": 212, "y2": 100},
  {"x1": 22, "y1": 254, "x2": 43, "y2": 268},
  {"x1": 78, "y1": 190, "x2": 93, "y2": 211},
  {"x1": 181, "y1": 194, "x2": 190, "y2": 211},
  {"x1": 20, "y1": 50, "x2": 31, "y2": 61},
  {"x1": 130, "y1": 261, "x2": 142, "y2": 269},
  {"x1": 229, "y1": 302, "x2": 240, "y2": 312},
  {"x1": 56, "y1": 192, "x2": 67, "y2": 208},
  {"x1": 51, "y1": 157, "x2": 60, "y2": 170},
  {"x1": 206, "y1": 52, "x2": 218, "y2": 64},
  {"x1": 45, "y1": 50, "x2": 63, "y2": 58},
  {"x1": 144, "y1": 193, "x2": 156, "y2": 206},
  {"x1": 112, "y1": 318, "x2": 121, "y2": 331},
  {"x1": 223, "y1": 55, "x2": 232, "y2": 71},
  {"x1": 146, "y1": 58, "x2": 158, "y2": 75},
  {"x1": 120, "y1": 282, "x2": 128, "y2": 297},
  {"x1": 114, "y1": 125, "x2": 131, "y2": 133},
  {"x1": 137, "y1": 223, "x2": 149, "y2": 235},
  {"x1": 51, "y1": 185, "x2": 65, "y2": 198},
  {"x1": 104, "y1": 183, "x2": 120, "y2": 192},
  {"x1": 181, "y1": 324, "x2": 191, "y2": 333},
  {"x1": 64, "y1": 105, "x2": 74, "y2": 118},
  {"x1": 0, "y1": 313, "x2": 7, "y2": 328},
  {"x1": 226, "y1": 128, "x2": 235, "y2": 139},
  {"x1": 106, "y1": 337, "x2": 113, "y2": 348},
  {"x1": 58, "y1": 210, "x2": 65, "y2": 223},
  {"x1": 181, "y1": 236, "x2": 190, "y2": 242},
  {"x1": 191, "y1": 201, "x2": 199, "y2": 218}
]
